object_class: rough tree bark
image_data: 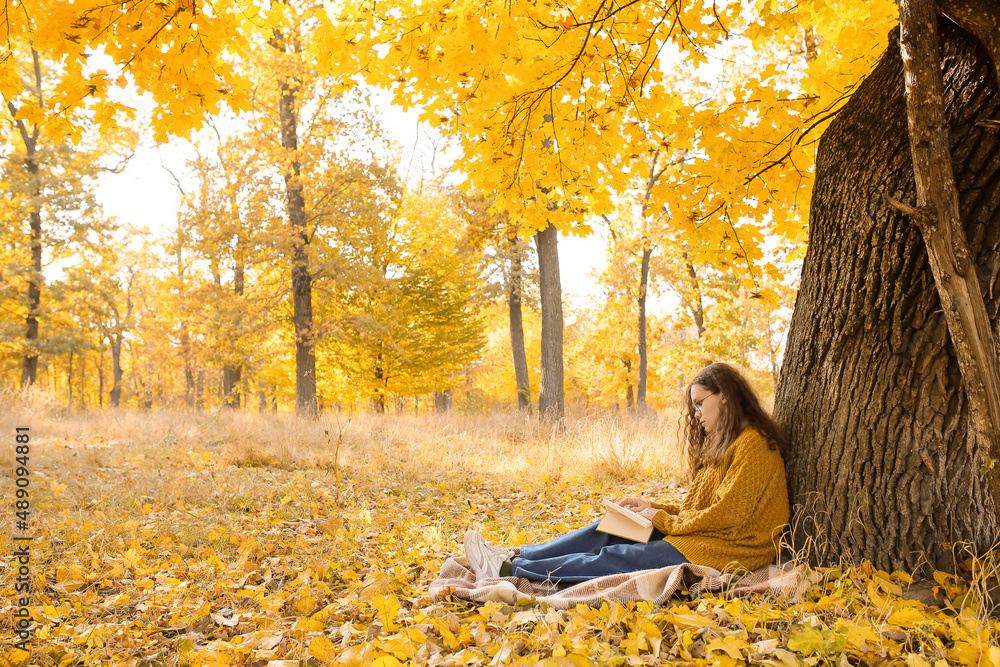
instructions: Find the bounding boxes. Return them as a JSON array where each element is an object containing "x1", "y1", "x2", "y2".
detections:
[
  {"x1": 507, "y1": 233, "x2": 532, "y2": 411},
  {"x1": 535, "y1": 224, "x2": 565, "y2": 419},
  {"x1": 892, "y1": 0, "x2": 1000, "y2": 513},
  {"x1": 774, "y1": 20, "x2": 1000, "y2": 573}
]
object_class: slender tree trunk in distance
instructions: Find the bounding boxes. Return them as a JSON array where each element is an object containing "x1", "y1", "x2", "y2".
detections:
[
  {"x1": 893, "y1": 0, "x2": 1000, "y2": 511},
  {"x1": 98, "y1": 347, "x2": 105, "y2": 409},
  {"x1": 196, "y1": 369, "x2": 205, "y2": 411},
  {"x1": 685, "y1": 256, "x2": 706, "y2": 338},
  {"x1": 773, "y1": 21, "x2": 1000, "y2": 573},
  {"x1": 534, "y1": 224, "x2": 565, "y2": 419},
  {"x1": 434, "y1": 390, "x2": 452, "y2": 413},
  {"x1": 80, "y1": 349, "x2": 86, "y2": 410},
  {"x1": 16, "y1": 50, "x2": 43, "y2": 390},
  {"x1": 624, "y1": 358, "x2": 635, "y2": 411},
  {"x1": 67, "y1": 351, "x2": 73, "y2": 410},
  {"x1": 508, "y1": 234, "x2": 531, "y2": 411},
  {"x1": 184, "y1": 356, "x2": 195, "y2": 409},
  {"x1": 110, "y1": 334, "x2": 124, "y2": 407},
  {"x1": 636, "y1": 148, "x2": 666, "y2": 412},
  {"x1": 273, "y1": 27, "x2": 317, "y2": 417},
  {"x1": 223, "y1": 253, "x2": 245, "y2": 409},
  {"x1": 21, "y1": 182, "x2": 41, "y2": 389},
  {"x1": 637, "y1": 247, "x2": 652, "y2": 411},
  {"x1": 373, "y1": 353, "x2": 386, "y2": 414},
  {"x1": 223, "y1": 367, "x2": 242, "y2": 409}
]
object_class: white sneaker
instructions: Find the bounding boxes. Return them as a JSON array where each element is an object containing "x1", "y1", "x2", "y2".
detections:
[{"x1": 463, "y1": 530, "x2": 511, "y2": 579}]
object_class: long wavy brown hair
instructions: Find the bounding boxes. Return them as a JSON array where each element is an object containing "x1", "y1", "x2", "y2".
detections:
[{"x1": 682, "y1": 362, "x2": 788, "y2": 477}]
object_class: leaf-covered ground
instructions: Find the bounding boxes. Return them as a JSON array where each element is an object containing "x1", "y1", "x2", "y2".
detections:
[{"x1": 0, "y1": 410, "x2": 998, "y2": 666}]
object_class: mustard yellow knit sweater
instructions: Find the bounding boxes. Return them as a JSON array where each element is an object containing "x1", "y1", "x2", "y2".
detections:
[{"x1": 649, "y1": 426, "x2": 789, "y2": 572}]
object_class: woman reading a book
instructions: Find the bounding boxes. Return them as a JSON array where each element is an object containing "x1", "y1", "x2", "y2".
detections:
[{"x1": 463, "y1": 362, "x2": 789, "y2": 582}]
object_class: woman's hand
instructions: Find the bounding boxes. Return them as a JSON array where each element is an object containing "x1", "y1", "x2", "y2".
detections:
[
  {"x1": 637, "y1": 507, "x2": 660, "y2": 521},
  {"x1": 618, "y1": 497, "x2": 651, "y2": 510}
]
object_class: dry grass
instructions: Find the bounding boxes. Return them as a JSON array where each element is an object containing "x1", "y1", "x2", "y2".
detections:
[
  {"x1": 0, "y1": 390, "x2": 687, "y2": 575},
  {"x1": 0, "y1": 392, "x2": 686, "y2": 484}
]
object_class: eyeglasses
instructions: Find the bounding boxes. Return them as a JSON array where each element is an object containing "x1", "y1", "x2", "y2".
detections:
[{"x1": 692, "y1": 393, "x2": 715, "y2": 416}]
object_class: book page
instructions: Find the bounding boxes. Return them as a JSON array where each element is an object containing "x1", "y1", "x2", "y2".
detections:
[{"x1": 602, "y1": 499, "x2": 653, "y2": 527}]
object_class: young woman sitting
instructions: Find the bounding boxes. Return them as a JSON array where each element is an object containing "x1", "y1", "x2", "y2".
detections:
[{"x1": 463, "y1": 362, "x2": 790, "y2": 582}]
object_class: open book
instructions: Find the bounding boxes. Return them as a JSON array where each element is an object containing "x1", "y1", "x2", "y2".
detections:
[{"x1": 596, "y1": 499, "x2": 654, "y2": 543}]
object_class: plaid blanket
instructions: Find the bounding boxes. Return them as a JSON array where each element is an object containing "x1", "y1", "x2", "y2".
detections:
[{"x1": 430, "y1": 557, "x2": 811, "y2": 609}]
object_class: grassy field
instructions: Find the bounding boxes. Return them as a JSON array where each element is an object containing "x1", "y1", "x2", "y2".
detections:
[{"x1": 1, "y1": 399, "x2": 998, "y2": 666}]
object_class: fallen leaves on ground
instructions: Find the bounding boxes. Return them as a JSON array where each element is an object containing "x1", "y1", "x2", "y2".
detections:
[{"x1": 1, "y1": 431, "x2": 998, "y2": 666}]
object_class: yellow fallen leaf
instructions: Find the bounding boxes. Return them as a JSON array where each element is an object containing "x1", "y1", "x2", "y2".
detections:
[
  {"x1": 905, "y1": 654, "x2": 931, "y2": 667},
  {"x1": 374, "y1": 594, "x2": 400, "y2": 631},
  {"x1": 888, "y1": 607, "x2": 927, "y2": 628},
  {"x1": 50, "y1": 579, "x2": 86, "y2": 593},
  {"x1": 334, "y1": 647, "x2": 365, "y2": 667},
  {"x1": 0, "y1": 649, "x2": 31, "y2": 667},
  {"x1": 667, "y1": 612, "x2": 715, "y2": 629},
  {"x1": 948, "y1": 639, "x2": 982, "y2": 665},
  {"x1": 787, "y1": 628, "x2": 829, "y2": 654},
  {"x1": 309, "y1": 636, "x2": 337, "y2": 665},
  {"x1": 706, "y1": 635, "x2": 748, "y2": 660},
  {"x1": 771, "y1": 648, "x2": 801, "y2": 667}
]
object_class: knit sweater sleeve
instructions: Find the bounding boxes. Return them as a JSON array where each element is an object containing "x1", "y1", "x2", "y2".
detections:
[
  {"x1": 650, "y1": 431, "x2": 779, "y2": 536},
  {"x1": 648, "y1": 500, "x2": 681, "y2": 513}
]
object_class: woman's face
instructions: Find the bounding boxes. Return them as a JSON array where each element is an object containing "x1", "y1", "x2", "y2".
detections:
[{"x1": 690, "y1": 383, "x2": 724, "y2": 434}]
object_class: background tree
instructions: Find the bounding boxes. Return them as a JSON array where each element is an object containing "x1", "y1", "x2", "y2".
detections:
[{"x1": 457, "y1": 192, "x2": 536, "y2": 412}]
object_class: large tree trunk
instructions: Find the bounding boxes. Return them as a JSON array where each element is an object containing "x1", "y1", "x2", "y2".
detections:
[
  {"x1": 274, "y1": 29, "x2": 318, "y2": 418},
  {"x1": 774, "y1": 21, "x2": 1000, "y2": 573},
  {"x1": 895, "y1": 0, "x2": 1000, "y2": 513},
  {"x1": 534, "y1": 224, "x2": 565, "y2": 419},
  {"x1": 508, "y1": 234, "x2": 531, "y2": 411}
]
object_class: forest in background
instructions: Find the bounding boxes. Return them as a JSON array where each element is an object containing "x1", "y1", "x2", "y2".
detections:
[
  {"x1": 0, "y1": 0, "x2": 863, "y2": 416},
  {"x1": 0, "y1": 86, "x2": 792, "y2": 417}
]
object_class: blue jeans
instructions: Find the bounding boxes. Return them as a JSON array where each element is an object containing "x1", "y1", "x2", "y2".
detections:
[{"x1": 511, "y1": 521, "x2": 688, "y2": 583}]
